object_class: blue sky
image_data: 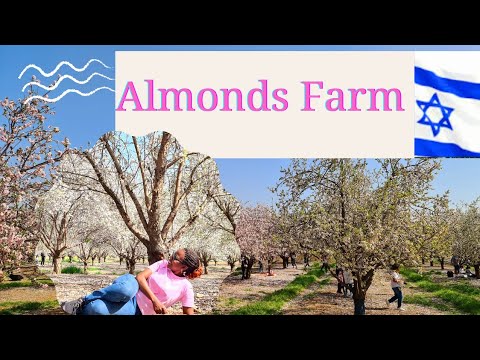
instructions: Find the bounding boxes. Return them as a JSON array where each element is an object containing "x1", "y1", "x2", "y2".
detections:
[{"x1": 2, "y1": 45, "x2": 480, "y2": 207}]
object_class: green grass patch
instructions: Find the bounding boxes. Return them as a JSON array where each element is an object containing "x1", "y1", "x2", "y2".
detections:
[
  {"x1": 0, "y1": 277, "x2": 54, "y2": 290},
  {"x1": 231, "y1": 267, "x2": 326, "y2": 315},
  {"x1": 225, "y1": 298, "x2": 241, "y2": 306},
  {"x1": 87, "y1": 267, "x2": 101, "y2": 271},
  {"x1": 434, "y1": 289, "x2": 480, "y2": 314},
  {"x1": 402, "y1": 267, "x2": 480, "y2": 315},
  {"x1": 404, "y1": 294, "x2": 451, "y2": 312},
  {"x1": 61, "y1": 266, "x2": 82, "y2": 274},
  {"x1": 0, "y1": 300, "x2": 59, "y2": 315},
  {"x1": 448, "y1": 283, "x2": 480, "y2": 297},
  {"x1": 400, "y1": 268, "x2": 426, "y2": 282},
  {"x1": 0, "y1": 280, "x2": 32, "y2": 290}
]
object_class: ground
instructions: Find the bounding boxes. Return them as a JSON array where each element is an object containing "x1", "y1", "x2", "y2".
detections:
[{"x1": 0, "y1": 259, "x2": 478, "y2": 315}]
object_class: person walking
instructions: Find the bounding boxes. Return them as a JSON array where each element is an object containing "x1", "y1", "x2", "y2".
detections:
[{"x1": 386, "y1": 264, "x2": 405, "y2": 311}]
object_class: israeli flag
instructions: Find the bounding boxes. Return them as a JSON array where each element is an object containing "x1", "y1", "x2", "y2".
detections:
[{"x1": 415, "y1": 52, "x2": 480, "y2": 157}]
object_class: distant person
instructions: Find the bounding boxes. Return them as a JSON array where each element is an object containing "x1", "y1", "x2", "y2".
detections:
[
  {"x1": 451, "y1": 255, "x2": 460, "y2": 275},
  {"x1": 304, "y1": 253, "x2": 310, "y2": 269},
  {"x1": 465, "y1": 266, "x2": 476, "y2": 278},
  {"x1": 386, "y1": 264, "x2": 405, "y2": 311},
  {"x1": 335, "y1": 267, "x2": 344, "y2": 294},
  {"x1": 258, "y1": 260, "x2": 264, "y2": 273},
  {"x1": 290, "y1": 252, "x2": 297, "y2": 269},
  {"x1": 40, "y1": 252, "x2": 45, "y2": 266},
  {"x1": 241, "y1": 255, "x2": 249, "y2": 279},
  {"x1": 61, "y1": 248, "x2": 202, "y2": 315},
  {"x1": 320, "y1": 256, "x2": 330, "y2": 272},
  {"x1": 342, "y1": 269, "x2": 354, "y2": 297}
]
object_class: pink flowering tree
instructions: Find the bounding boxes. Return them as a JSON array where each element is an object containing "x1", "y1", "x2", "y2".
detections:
[
  {"x1": 0, "y1": 88, "x2": 68, "y2": 273},
  {"x1": 236, "y1": 205, "x2": 278, "y2": 279}
]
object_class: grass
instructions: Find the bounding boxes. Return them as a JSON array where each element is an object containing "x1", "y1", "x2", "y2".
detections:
[
  {"x1": 87, "y1": 267, "x2": 101, "y2": 271},
  {"x1": 61, "y1": 266, "x2": 82, "y2": 274},
  {"x1": 0, "y1": 278, "x2": 54, "y2": 290},
  {"x1": 403, "y1": 294, "x2": 452, "y2": 312},
  {"x1": 0, "y1": 300, "x2": 59, "y2": 315},
  {"x1": 401, "y1": 268, "x2": 480, "y2": 315},
  {"x1": 230, "y1": 267, "x2": 326, "y2": 315}
]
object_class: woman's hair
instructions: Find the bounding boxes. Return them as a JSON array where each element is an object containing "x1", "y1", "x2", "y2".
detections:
[{"x1": 182, "y1": 248, "x2": 203, "y2": 279}]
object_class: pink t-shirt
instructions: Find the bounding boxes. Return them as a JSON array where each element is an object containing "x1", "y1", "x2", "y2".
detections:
[{"x1": 136, "y1": 260, "x2": 194, "y2": 315}]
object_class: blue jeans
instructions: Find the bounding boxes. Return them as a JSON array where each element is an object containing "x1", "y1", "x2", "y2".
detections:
[
  {"x1": 81, "y1": 274, "x2": 141, "y2": 315},
  {"x1": 388, "y1": 286, "x2": 403, "y2": 308}
]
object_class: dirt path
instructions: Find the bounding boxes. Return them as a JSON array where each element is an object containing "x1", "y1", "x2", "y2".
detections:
[
  {"x1": 282, "y1": 270, "x2": 445, "y2": 315},
  {"x1": 214, "y1": 265, "x2": 304, "y2": 313}
]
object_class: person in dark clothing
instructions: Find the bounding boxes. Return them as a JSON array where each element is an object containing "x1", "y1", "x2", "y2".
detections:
[
  {"x1": 40, "y1": 252, "x2": 46, "y2": 266},
  {"x1": 335, "y1": 267, "x2": 344, "y2": 294},
  {"x1": 241, "y1": 255, "x2": 249, "y2": 279},
  {"x1": 320, "y1": 256, "x2": 330, "y2": 272},
  {"x1": 304, "y1": 253, "x2": 310, "y2": 269},
  {"x1": 290, "y1": 252, "x2": 297, "y2": 269}
]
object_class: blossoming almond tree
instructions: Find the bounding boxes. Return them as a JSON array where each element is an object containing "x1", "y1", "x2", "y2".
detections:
[
  {"x1": 235, "y1": 205, "x2": 280, "y2": 279},
  {"x1": 35, "y1": 184, "x2": 114, "y2": 273},
  {"x1": 274, "y1": 158, "x2": 443, "y2": 315},
  {"x1": 0, "y1": 89, "x2": 68, "y2": 273},
  {"x1": 411, "y1": 195, "x2": 453, "y2": 269},
  {"x1": 60, "y1": 131, "x2": 226, "y2": 264},
  {"x1": 452, "y1": 199, "x2": 480, "y2": 278}
]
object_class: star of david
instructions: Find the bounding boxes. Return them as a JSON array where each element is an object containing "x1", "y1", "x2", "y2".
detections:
[{"x1": 416, "y1": 93, "x2": 454, "y2": 137}]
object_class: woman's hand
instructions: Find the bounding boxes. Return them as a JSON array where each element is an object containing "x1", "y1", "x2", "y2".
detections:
[{"x1": 152, "y1": 297, "x2": 167, "y2": 314}]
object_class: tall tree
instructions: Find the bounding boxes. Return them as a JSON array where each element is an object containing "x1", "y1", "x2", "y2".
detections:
[
  {"x1": 274, "y1": 158, "x2": 442, "y2": 314},
  {"x1": 452, "y1": 199, "x2": 480, "y2": 278},
  {"x1": 60, "y1": 131, "x2": 224, "y2": 264},
  {"x1": 0, "y1": 89, "x2": 68, "y2": 271},
  {"x1": 236, "y1": 205, "x2": 277, "y2": 279}
]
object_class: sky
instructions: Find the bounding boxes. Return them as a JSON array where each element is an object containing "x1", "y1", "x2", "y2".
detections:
[{"x1": 2, "y1": 45, "x2": 480, "y2": 207}]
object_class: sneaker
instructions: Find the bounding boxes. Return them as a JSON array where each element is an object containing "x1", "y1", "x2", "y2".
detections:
[
  {"x1": 61, "y1": 297, "x2": 85, "y2": 315},
  {"x1": 397, "y1": 306, "x2": 406, "y2": 311},
  {"x1": 386, "y1": 299, "x2": 391, "y2": 308}
]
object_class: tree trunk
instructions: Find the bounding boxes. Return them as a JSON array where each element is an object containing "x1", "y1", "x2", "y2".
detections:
[
  {"x1": 353, "y1": 269, "x2": 374, "y2": 315},
  {"x1": 91, "y1": 257, "x2": 95, "y2": 266},
  {"x1": 104, "y1": 256, "x2": 107, "y2": 262},
  {"x1": 98, "y1": 257, "x2": 101, "y2": 264},
  {"x1": 119, "y1": 257, "x2": 123, "y2": 265},
  {"x1": 83, "y1": 262, "x2": 88, "y2": 274},
  {"x1": 69, "y1": 256, "x2": 72, "y2": 263},
  {"x1": 128, "y1": 259, "x2": 136, "y2": 275},
  {"x1": 353, "y1": 298, "x2": 366, "y2": 315},
  {"x1": 430, "y1": 260, "x2": 434, "y2": 267},
  {"x1": 440, "y1": 258, "x2": 445, "y2": 270},
  {"x1": 202, "y1": 260, "x2": 209, "y2": 275},
  {"x1": 474, "y1": 264, "x2": 480, "y2": 279},
  {"x1": 147, "y1": 243, "x2": 165, "y2": 265},
  {"x1": 52, "y1": 255, "x2": 61, "y2": 274},
  {"x1": 245, "y1": 258, "x2": 255, "y2": 279},
  {"x1": 422, "y1": 258, "x2": 425, "y2": 265}
]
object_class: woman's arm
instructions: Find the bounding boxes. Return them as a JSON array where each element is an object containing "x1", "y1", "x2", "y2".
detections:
[
  {"x1": 182, "y1": 307, "x2": 194, "y2": 315},
  {"x1": 136, "y1": 268, "x2": 167, "y2": 314}
]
